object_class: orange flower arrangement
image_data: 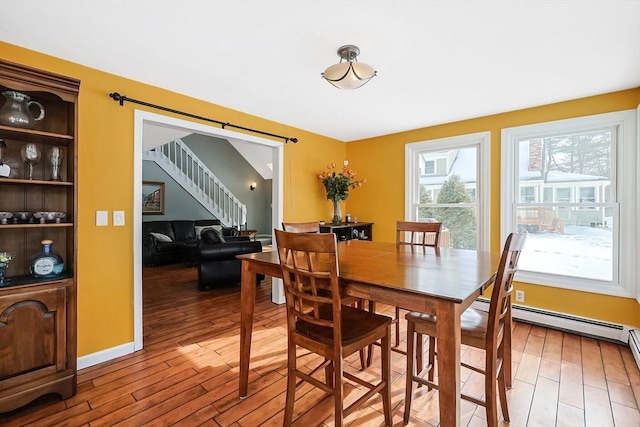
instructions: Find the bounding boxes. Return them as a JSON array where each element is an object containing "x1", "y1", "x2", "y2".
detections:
[{"x1": 318, "y1": 162, "x2": 366, "y2": 202}]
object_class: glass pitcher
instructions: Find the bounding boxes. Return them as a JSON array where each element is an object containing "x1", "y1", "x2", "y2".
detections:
[{"x1": 0, "y1": 90, "x2": 45, "y2": 129}]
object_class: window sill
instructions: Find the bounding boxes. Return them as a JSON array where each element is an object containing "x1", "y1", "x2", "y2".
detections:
[{"x1": 515, "y1": 270, "x2": 634, "y2": 298}]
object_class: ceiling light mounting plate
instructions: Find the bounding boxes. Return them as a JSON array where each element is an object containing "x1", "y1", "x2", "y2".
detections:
[{"x1": 337, "y1": 45, "x2": 360, "y2": 62}]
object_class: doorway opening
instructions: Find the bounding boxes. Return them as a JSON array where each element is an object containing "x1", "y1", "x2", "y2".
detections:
[{"x1": 134, "y1": 110, "x2": 284, "y2": 350}]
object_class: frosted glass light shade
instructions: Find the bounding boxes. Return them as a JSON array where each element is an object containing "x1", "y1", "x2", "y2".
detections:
[
  {"x1": 321, "y1": 45, "x2": 376, "y2": 89},
  {"x1": 322, "y1": 62, "x2": 376, "y2": 89}
]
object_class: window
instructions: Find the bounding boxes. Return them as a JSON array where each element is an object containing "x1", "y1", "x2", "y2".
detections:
[
  {"x1": 424, "y1": 160, "x2": 435, "y2": 175},
  {"x1": 520, "y1": 186, "x2": 535, "y2": 203},
  {"x1": 579, "y1": 187, "x2": 595, "y2": 203},
  {"x1": 420, "y1": 152, "x2": 449, "y2": 176},
  {"x1": 556, "y1": 187, "x2": 571, "y2": 203},
  {"x1": 406, "y1": 132, "x2": 490, "y2": 251},
  {"x1": 501, "y1": 110, "x2": 638, "y2": 297}
]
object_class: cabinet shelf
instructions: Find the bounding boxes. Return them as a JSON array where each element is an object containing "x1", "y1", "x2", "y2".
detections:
[
  {"x1": 0, "y1": 272, "x2": 73, "y2": 290},
  {"x1": 0, "y1": 177, "x2": 73, "y2": 186},
  {"x1": 0, "y1": 222, "x2": 73, "y2": 229},
  {"x1": 0, "y1": 124, "x2": 74, "y2": 144}
]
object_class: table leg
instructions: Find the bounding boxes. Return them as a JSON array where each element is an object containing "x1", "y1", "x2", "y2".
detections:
[
  {"x1": 239, "y1": 259, "x2": 257, "y2": 398},
  {"x1": 436, "y1": 300, "x2": 462, "y2": 427}
]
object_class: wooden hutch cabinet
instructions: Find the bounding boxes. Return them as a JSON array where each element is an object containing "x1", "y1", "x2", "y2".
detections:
[{"x1": 0, "y1": 60, "x2": 78, "y2": 412}]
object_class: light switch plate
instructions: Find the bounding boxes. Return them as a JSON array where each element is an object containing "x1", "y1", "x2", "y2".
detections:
[
  {"x1": 113, "y1": 210, "x2": 125, "y2": 226},
  {"x1": 96, "y1": 210, "x2": 108, "y2": 226}
]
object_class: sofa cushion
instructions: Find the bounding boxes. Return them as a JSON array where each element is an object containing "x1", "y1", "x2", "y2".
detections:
[
  {"x1": 172, "y1": 220, "x2": 197, "y2": 242},
  {"x1": 202, "y1": 228, "x2": 226, "y2": 244},
  {"x1": 150, "y1": 232, "x2": 173, "y2": 243},
  {"x1": 156, "y1": 241, "x2": 186, "y2": 253},
  {"x1": 195, "y1": 224, "x2": 222, "y2": 240},
  {"x1": 223, "y1": 226, "x2": 239, "y2": 237},
  {"x1": 142, "y1": 221, "x2": 175, "y2": 241}
]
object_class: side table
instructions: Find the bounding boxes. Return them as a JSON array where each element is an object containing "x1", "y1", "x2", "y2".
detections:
[{"x1": 240, "y1": 229, "x2": 258, "y2": 241}]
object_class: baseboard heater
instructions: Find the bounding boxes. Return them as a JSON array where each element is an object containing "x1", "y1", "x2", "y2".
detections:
[
  {"x1": 472, "y1": 298, "x2": 640, "y2": 370},
  {"x1": 629, "y1": 330, "x2": 640, "y2": 372},
  {"x1": 471, "y1": 299, "x2": 630, "y2": 344}
]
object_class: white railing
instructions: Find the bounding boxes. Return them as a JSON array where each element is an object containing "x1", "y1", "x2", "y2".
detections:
[{"x1": 143, "y1": 139, "x2": 247, "y2": 228}]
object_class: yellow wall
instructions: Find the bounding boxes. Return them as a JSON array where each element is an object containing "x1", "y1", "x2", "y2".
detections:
[
  {"x1": 346, "y1": 89, "x2": 640, "y2": 326},
  {"x1": 1, "y1": 42, "x2": 344, "y2": 356},
  {"x1": 3, "y1": 41, "x2": 639, "y2": 356}
]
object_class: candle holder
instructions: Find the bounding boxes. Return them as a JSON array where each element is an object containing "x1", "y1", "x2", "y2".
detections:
[{"x1": 47, "y1": 146, "x2": 63, "y2": 181}]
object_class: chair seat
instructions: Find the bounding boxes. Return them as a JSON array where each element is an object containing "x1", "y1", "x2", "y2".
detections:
[
  {"x1": 406, "y1": 308, "x2": 501, "y2": 349},
  {"x1": 297, "y1": 304, "x2": 392, "y2": 350}
]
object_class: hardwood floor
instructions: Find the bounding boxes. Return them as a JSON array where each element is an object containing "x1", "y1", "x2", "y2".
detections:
[{"x1": 2, "y1": 263, "x2": 639, "y2": 426}]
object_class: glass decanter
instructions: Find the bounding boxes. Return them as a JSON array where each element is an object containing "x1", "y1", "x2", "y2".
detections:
[{"x1": 30, "y1": 240, "x2": 64, "y2": 278}]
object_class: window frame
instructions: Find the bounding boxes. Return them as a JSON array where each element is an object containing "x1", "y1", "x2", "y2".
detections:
[
  {"x1": 501, "y1": 110, "x2": 638, "y2": 298},
  {"x1": 406, "y1": 131, "x2": 491, "y2": 252}
]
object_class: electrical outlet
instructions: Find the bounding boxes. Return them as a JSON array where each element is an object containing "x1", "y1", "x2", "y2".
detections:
[{"x1": 515, "y1": 290, "x2": 525, "y2": 303}]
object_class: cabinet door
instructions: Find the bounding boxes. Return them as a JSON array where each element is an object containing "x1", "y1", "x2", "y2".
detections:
[{"x1": 0, "y1": 286, "x2": 67, "y2": 380}]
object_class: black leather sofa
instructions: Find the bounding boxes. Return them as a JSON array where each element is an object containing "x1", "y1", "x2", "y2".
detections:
[
  {"x1": 142, "y1": 219, "x2": 242, "y2": 267},
  {"x1": 198, "y1": 228, "x2": 264, "y2": 291}
]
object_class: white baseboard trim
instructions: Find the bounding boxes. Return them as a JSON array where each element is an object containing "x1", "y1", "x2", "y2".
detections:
[
  {"x1": 77, "y1": 342, "x2": 136, "y2": 370},
  {"x1": 471, "y1": 299, "x2": 632, "y2": 344}
]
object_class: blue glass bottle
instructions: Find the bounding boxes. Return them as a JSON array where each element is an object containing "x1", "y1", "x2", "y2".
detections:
[{"x1": 30, "y1": 239, "x2": 64, "y2": 278}]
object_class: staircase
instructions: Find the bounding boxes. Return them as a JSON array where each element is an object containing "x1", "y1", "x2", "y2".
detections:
[{"x1": 143, "y1": 139, "x2": 247, "y2": 228}]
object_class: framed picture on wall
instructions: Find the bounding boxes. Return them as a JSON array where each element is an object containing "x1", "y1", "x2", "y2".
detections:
[{"x1": 142, "y1": 181, "x2": 165, "y2": 215}]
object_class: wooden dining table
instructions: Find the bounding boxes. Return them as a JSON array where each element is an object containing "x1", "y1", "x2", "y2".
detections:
[{"x1": 237, "y1": 240, "x2": 500, "y2": 427}]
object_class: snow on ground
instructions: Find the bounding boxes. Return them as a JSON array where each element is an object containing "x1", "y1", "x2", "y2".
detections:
[{"x1": 518, "y1": 225, "x2": 612, "y2": 281}]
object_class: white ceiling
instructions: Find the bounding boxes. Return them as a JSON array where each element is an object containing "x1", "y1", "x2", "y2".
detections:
[{"x1": 1, "y1": 1, "x2": 639, "y2": 142}]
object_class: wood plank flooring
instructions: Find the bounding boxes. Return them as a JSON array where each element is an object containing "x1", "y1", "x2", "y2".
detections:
[{"x1": 2, "y1": 263, "x2": 639, "y2": 426}]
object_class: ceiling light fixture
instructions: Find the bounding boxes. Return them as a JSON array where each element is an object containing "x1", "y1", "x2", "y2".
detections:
[{"x1": 321, "y1": 45, "x2": 377, "y2": 90}]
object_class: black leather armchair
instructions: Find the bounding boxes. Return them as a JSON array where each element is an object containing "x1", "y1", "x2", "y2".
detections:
[{"x1": 197, "y1": 229, "x2": 264, "y2": 291}]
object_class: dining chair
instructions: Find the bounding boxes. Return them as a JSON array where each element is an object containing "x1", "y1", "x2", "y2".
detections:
[
  {"x1": 396, "y1": 220, "x2": 443, "y2": 251},
  {"x1": 282, "y1": 221, "x2": 369, "y2": 369},
  {"x1": 274, "y1": 230, "x2": 393, "y2": 427},
  {"x1": 365, "y1": 221, "x2": 443, "y2": 367},
  {"x1": 403, "y1": 232, "x2": 526, "y2": 427},
  {"x1": 281, "y1": 221, "x2": 321, "y2": 233}
]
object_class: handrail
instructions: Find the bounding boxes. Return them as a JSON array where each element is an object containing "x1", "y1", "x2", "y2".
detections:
[{"x1": 143, "y1": 139, "x2": 247, "y2": 227}]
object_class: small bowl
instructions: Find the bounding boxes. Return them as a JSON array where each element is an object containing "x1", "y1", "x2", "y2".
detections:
[
  {"x1": 12, "y1": 211, "x2": 33, "y2": 223},
  {"x1": 0, "y1": 212, "x2": 13, "y2": 225},
  {"x1": 33, "y1": 211, "x2": 66, "y2": 224}
]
